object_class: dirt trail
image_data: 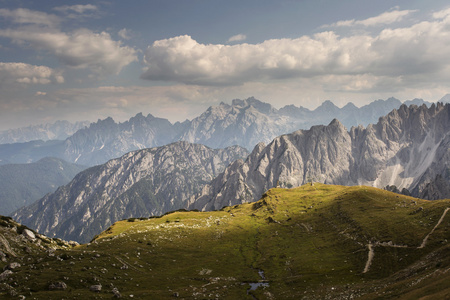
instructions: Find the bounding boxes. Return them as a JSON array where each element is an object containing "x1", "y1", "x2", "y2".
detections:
[
  {"x1": 418, "y1": 207, "x2": 450, "y2": 249},
  {"x1": 363, "y1": 207, "x2": 450, "y2": 273},
  {"x1": 114, "y1": 255, "x2": 142, "y2": 272},
  {"x1": 363, "y1": 243, "x2": 374, "y2": 274}
]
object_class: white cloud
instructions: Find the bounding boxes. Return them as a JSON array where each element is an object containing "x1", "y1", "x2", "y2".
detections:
[
  {"x1": 432, "y1": 8, "x2": 450, "y2": 19},
  {"x1": 118, "y1": 28, "x2": 132, "y2": 40},
  {"x1": 0, "y1": 28, "x2": 137, "y2": 75},
  {"x1": 227, "y1": 34, "x2": 247, "y2": 43},
  {"x1": 324, "y1": 9, "x2": 416, "y2": 27},
  {"x1": 0, "y1": 62, "x2": 64, "y2": 85},
  {"x1": 0, "y1": 8, "x2": 60, "y2": 26},
  {"x1": 53, "y1": 4, "x2": 98, "y2": 14},
  {"x1": 141, "y1": 33, "x2": 373, "y2": 85},
  {"x1": 141, "y1": 9, "x2": 450, "y2": 92}
]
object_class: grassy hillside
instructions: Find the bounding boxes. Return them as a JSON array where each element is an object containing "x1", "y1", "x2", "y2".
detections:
[{"x1": 1, "y1": 183, "x2": 449, "y2": 299}]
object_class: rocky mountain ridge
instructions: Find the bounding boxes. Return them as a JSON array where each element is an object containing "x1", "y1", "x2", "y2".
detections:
[
  {"x1": 0, "y1": 97, "x2": 434, "y2": 166},
  {"x1": 12, "y1": 142, "x2": 249, "y2": 243},
  {"x1": 189, "y1": 103, "x2": 450, "y2": 211}
]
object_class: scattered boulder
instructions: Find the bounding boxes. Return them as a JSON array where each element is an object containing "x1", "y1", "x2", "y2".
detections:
[
  {"x1": 68, "y1": 240, "x2": 79, "y2": 247},
  {"x1": 112, "y1": 287, "x2": 121, "y2": 298},
  {"x1": 49, "y1": 281, "x2": 67, "y2": 290},
  {"x1": 22, "y1": 229, "x2": 35, "y2": 240},
  {"x1": 4, "y1": 262, "x2": 21, "y2": 271},
  {"x1": 90, "y1": 284, "x2": 102, "y2": 292},
  {"x1": 0, "y1": 270, "x2": 13, "y2": 281}
]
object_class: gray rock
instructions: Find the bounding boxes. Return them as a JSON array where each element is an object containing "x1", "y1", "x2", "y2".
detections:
[
  {"x1": 0, "y1": 270, "x2": 13, "y2": 281},
  {"x1": 112, "y1": 287, "x2": 121, "y2": 298},
  {"x1": 22, "y1": 229, "x2": 35, "y2": 240},
  {"x1": 4, "y1": 262, "x2": 21, "y2": 271},
  {"x1": 49, "y1": 281, "x2": 67, "y2": 290},
  {"x1": 90, "y1": 284, "x2": 102, "y2": 292}
]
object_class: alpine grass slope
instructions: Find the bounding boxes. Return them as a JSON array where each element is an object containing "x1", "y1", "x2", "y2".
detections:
[{"x1": 1, "y1": 184, "x2": 449, "y2": 299}]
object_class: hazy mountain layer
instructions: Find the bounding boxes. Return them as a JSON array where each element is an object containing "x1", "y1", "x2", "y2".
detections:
[
  {"x1": 12, "y1": 142, "x2": 248, "y2": 243},
  {"x1": 190, "y1": 103, "x2": 450, "y2": 211},
  {"x1": 0, "y1": 120, "x2": 89, "y2": 144},
  {"x1": 0, "y1": 157, "x2": 87, "y2": 215}
]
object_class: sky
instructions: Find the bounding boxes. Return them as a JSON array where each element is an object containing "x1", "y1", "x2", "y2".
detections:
[{"x1": 1, "y1": 0, "x2": 450, "y2": 130}]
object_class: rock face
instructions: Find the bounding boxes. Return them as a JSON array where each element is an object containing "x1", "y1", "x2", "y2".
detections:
[
  {"x1": 0, "y1": 97, "x2": 427, "y2": 166},
  {"x1": 13, "y1": 142, "x2": 249, "y2": 243},
  {"x1": 189, "y1": 103, "x2": 450, "y2": 211},
  {"x1": 0, "y1": 215, "x2": 75, "y2": 267}
]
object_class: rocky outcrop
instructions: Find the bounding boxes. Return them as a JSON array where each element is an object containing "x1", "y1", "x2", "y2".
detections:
[
  {"x1": 13, "y1": 142, "x2": 248, "y2": 243},
  {"x1": 189, "y1": 103, "x2": 450, "y2": 211}
]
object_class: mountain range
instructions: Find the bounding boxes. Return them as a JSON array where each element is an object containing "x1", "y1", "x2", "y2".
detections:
[
  {"x1": 0, "y1": 97, "x2": 436, "y2": 166},
  {"x1": 12, "y1": 102, "x2": 450, "y2": 244},
  {"x1": 190, "y1": 102, "x2": 450, "y2": 211},
  {"x1": 12, "y1": 142, "x2": 248, "y2": 243}
]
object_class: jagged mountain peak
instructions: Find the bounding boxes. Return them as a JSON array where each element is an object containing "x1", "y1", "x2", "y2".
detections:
[
  {"x1": 315, "y1": 100, "x2": 339, "y2": 113},
  {"x1": 231, "y1": 97, "x2": 276, "y2": 114}
]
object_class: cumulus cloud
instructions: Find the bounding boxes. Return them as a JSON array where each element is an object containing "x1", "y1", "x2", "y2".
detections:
[
  {"x1": 432, "y1": 8, "x2": 450, "y2": 19},
  {"x1": 227, "y1": 34, "x2": 247, "y2": 43},
  {"x1": 324, "y1": 9, "x2": 416, "y2": 27},
  {"x1": 141, "y1": 33, "x2": 373, "y2": 85},
  {"x1": 0, "y1": 62, "x2": 64, "y2": 85},
  {"x1": 0, "y1": 28, "x2": 137, "y2": 75},
  {"x1": 0, "y1": 8, "x2": 60, "y2": 26},
  {"x1": 141, "y1": 8, "x2": 450, "y2": 90}
]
